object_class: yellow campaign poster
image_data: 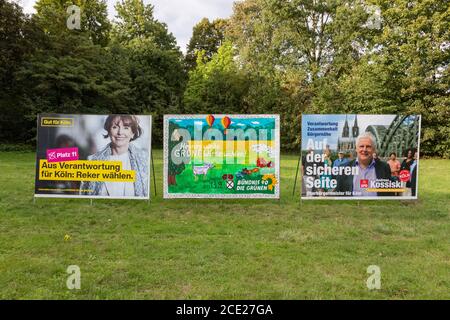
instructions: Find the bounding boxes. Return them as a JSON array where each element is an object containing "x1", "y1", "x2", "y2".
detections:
[
  {"x1": 34, "y1": 114, "x2": 152, "y2": 200},
  {"x1": 38, "y1": 160, "x2": 136, "y2": 182}
]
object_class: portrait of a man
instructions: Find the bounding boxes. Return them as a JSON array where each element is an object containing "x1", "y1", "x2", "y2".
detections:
[{"x1": 335, "y1": 132, "x2": 392, "y2": 197}]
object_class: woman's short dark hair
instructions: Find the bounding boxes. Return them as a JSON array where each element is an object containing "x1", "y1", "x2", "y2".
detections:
[
  {"x1": 390, "y1": 152, "x2": 396, "y2": 157},
  {"x1": 103, "y1": 115, "x2": 142, "y2": 141}
]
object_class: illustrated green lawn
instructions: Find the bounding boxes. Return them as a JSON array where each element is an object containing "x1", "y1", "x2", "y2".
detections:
[
  {"x1": 0, "y1": 150, "x2": 449, "y2": 299},
  {"x1": 168, "y1": 163, "x2": 276, "y2": 194}
]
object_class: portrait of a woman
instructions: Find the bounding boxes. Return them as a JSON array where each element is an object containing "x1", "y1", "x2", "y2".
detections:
[{"x1": 80, "y1": 115, "x2": 149, "y2": 197}]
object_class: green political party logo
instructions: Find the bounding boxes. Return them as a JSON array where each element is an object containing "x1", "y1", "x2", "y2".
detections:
[{"x1": 163, "y1": 115, "x2": 280, "y2": 198}]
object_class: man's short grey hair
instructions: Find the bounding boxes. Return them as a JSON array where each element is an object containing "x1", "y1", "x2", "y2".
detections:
[{"x1": 356, "y1": 132, "x2": 377, "y2": 151}]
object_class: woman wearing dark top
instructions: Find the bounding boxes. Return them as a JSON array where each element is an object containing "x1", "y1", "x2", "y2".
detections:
[
  {"x1": 400, "y1": 149, "x2": 414, "y2": 197},
  {"x1": 400, "y1": 149, "x2": 414, "y2": 171}
]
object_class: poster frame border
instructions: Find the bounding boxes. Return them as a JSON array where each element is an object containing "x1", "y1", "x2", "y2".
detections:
[
  {"x1": 300, "y1": 114, "x2": 422, "y2": 201},
  {"x1": 33, "y1": 113, "x2": 153, "y2": 201},
  {"x1": 163, "y1": 114, "x2": 280, "y2": 199}
]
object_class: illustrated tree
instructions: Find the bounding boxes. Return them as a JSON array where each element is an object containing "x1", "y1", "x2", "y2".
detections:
[{"x1": 168, "y1": 122, "x2": 186, "y2": 186}]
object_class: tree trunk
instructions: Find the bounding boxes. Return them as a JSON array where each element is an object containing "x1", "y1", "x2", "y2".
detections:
[{"x1": 168, "y1": 175, "x2": 177, "y2": 185}]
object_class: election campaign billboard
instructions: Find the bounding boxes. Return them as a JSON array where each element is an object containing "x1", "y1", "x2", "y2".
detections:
[
  {"x1": 35, "y1": 114, "x2": 152, "y2": 200},
  {"x1": 301, "y1": 114, "x2": 421, "y2": 200},
  {"x1": 163, "y1": 115, "x2": 280, "y2": 199}
]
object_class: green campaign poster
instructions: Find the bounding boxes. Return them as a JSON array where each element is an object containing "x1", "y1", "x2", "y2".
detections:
[{"x1": 163, "y1": 115, "x2": 280, "y2": 199}]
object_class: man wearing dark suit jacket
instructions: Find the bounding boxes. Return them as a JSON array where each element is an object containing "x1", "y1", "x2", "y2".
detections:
[{"x1": 335, "y1": 132, "x2": 392, "y2": 197}]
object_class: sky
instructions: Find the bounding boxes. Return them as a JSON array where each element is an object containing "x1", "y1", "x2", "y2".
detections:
[
  {"x1": 171, "y1": 116, "x2": 275, "y2": 131},
  {"x1": 301, "y1": 114, "x2": 396, "y2": 150},
  {"x1": 17, "y1": 0, "x2": 236, "y2": 53}
]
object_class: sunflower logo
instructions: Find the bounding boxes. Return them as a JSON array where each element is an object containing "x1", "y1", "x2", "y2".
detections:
[{"x1": 262, "y1": 174, "x2": 278, "y2": 191}]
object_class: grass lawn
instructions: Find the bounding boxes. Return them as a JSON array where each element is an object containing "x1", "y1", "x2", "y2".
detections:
[{"x1": 0, "y1": 150, "x2": 449, "y2": 299}]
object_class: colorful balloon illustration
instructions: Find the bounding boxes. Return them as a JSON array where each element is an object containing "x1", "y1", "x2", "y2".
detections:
[
  {"x1": 221, "y1": 116, "x2": 231, "y2": 131},
  {"x1": 206, "y1": 114, "x2": 215, "y2": 127}
]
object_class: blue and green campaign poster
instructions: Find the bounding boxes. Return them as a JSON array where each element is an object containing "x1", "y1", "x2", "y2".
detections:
[{"x1": 301, "y1": 114, "x2": 421, "y2": 200}]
